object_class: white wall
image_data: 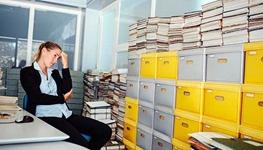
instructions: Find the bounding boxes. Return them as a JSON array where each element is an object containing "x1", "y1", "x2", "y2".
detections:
[{"x1": 81, "y1": 9, "x2": 100, "y2": 72}]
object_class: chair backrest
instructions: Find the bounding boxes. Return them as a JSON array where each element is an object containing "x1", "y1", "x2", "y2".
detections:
[{"x1": 22, "y1": 95, "x2": 29, "y2": 110}]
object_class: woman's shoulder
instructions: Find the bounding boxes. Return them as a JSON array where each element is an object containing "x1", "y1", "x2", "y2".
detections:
[{"x1": 20, "y1": 66, "x2": 39, "y2": 77}]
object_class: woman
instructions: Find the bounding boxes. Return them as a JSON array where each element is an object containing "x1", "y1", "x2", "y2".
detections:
[{"x1": 20, "y1": 41, "x2": 111, "y2": 150}]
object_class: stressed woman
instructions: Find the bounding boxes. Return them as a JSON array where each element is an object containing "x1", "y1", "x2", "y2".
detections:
[{"x1": 20, "y1": 41, "x2": 111, "y2": 150}]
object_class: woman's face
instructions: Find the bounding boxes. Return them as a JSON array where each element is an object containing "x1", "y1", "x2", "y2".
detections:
[{"x1": 42, "y1": 47, "x2": 62, "y2": 68}]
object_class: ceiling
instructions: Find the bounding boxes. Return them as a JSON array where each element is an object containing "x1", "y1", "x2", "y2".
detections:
[
  {"x1": 38, "y1": 0, "x2": 116, "y2": 10},
  {"x1": 87, "y1": 0, "x2": 116, "y2": 10}
]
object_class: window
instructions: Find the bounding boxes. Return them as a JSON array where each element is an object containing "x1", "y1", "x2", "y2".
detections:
[
  {"x1": 0, "y1": 4, "x2": 29, "y2": 68},
  {"x1": 33, "y1": 10, "x2": 77, "y2": 69}
]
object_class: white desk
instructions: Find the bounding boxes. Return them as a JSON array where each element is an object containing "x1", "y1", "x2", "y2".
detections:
[
  {"x1": 0, "y1": 141, "x2": 89, "y2": 150},
  {"x1": 0, "y1": 110, "x2": 69, "y2": 144}
]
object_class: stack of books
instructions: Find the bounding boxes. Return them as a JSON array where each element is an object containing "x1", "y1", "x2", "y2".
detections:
[
  {"x1": 101, "y1": 140, "x2": 125, "y2": 150},
  {"x1": 157, "y1": 17, "x2": 170, "y2": 51},
  {"x1": 98, "y1": 72, "x2": 112, "y2": 100},
  {"x1": 146, "y1": 17, "x2": 159, "y2": 52},
  {"x1": 100, "y1": 119, "x2": 117, "y2": 140},
  {"x1": 168, "y1": 16, "x2": 184, "y2": 51},
  {"x1": 0, "y1": 68, "x2": 3, "y2": 88},
  {"x1": 82, "y1": 101, "x2": 111, "y2": 120},
  {"x1": 249, "y1": 0, "x2": 263, "y2": 42},
  {"x1": 111, "y1": 69, "x2": 127, "y2": 142},
  {"x1": 183, "y1": 11, "x2": 202, "y2": 50},
  {"x1": 0, "y1": 96, "x2": 20, "y2": 123},
  {"x1": 128, "y1": 23, "x2": 137, "y2": 52},
  {"x1": 222, "y1": 0, "x2": 249, "y2": 45},
  {"x1": 83, "y1": 72, "x2": 100, "y2": 102},
  {"x1": 136, "y1": 19, "x2": 147, "y2": 53},
  {"x1": 201, "y1": 0, "x2": 223, "y2": 47}
]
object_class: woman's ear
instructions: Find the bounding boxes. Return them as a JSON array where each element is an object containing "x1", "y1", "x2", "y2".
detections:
[{"x1": 42, "y1": 47, "x2": 48, "y2": 54}]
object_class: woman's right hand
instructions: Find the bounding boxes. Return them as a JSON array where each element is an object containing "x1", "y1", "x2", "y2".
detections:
[
  {"x1": 61, "y1": 51, "x2": 69, "y2": 69},
  {"x1": 64, "y1": 89, "x2": 73, "y2": 101}
]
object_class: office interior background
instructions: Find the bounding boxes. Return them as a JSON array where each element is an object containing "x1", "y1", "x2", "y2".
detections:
[{"x1": 0, "y1": 0, "x2": 213, "y2": 72}]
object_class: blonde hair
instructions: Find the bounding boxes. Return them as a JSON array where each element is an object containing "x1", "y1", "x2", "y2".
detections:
[{"x1": 34, "y1": 41, "x2": 62, "y2": 62}]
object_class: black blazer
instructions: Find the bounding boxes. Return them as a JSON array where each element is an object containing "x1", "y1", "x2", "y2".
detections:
[{"x1": 20, "y1": 64, "x2": 72, "y2": 115}]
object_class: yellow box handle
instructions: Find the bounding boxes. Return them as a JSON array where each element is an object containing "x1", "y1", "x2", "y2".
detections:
[
  {"x1": 128, "y1": 105, "x2": 132, "y2": 109},
  {"x1": 144, "y1": 85, "x2": 148, "y2": 89},
  {"x1": 140, "y1": 133, "x2": 145, "y2": 138},
  {"x1": 184, "y1": 91, "x2": 190, "y2": 96},
  {"x1": 182, "y1": 122, "x2": 189, "y2": 128},
  {"x1": 158, "y1": 142, "x2": 163, "y2": 147},
  {"x1": 126, "y1": 127, "x2": 130, "y2": 131},
  {"x1": 163, "y1": 60, "x2": 170, "y2": 64},
  {"x1": 161, "y1": 88, "x2": 167, "y2": 93},
  {"x1": 258, "y1": 101, "x2": 263, "y2": 107},
  {"x1": 215, "y1": 96, "x2": 224, "y2": 101},
  {"x1": 248, "y1": 51, "x2": 257, "y2": 55},
  {"x1": 159, "y1": 115, "x2": 165, "y2": 120},
  {"x1": 217, "y1": 58, "x2": 228, "y2": 64},
  {"x1": 145, "y1": 61, "x2": 150, "y2": 64},
  {"x1": 186, "y1": 59, "x2": 193, "y2": 64}
]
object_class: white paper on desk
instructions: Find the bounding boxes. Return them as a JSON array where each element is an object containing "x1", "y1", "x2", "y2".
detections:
[{"x1": 189, "y1": 132, "x2": 234, "y2": 150}]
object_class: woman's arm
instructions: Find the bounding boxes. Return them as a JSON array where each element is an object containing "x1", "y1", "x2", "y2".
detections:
[
  {"x1": 20, "y1": 68, "x2": 65, "y2": 105},
  {"x1": 61, "y1": 68, "x2": 72, "y2": 94},
  {"x1": 60, "y1": 51, "x2": 72, "y2": 94}
]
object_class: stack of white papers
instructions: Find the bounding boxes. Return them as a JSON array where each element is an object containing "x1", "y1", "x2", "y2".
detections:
[
  {"x1": 249, "y1": 1, "x2": 263, "y2": 42},
  {"x1": 222, "y1": 0, "x2": 249, "y2": 45},
  {"x1": 146, "y1": 17, "x2": 159, "y2": 52},
  {"x1": 201, "y1": 0, "x2": 223, "y2": 47},
  {"x1": 169, "y1": 16, "x2": 184, "y2": 51},
  {"x1": 136, "y1": 19, "x2": 147, "y2": 52},
  {"x1": 157, "y1": 17, "x2": 170, "y2": 51},
  {"x1": 183, "y1": 11, "x2": 202, "y2": 50},
  {"x1": 128, "y1": 23, "x2": 137, "y2": 52}
]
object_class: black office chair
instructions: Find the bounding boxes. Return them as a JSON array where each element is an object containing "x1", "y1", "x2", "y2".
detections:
[{"x1": 22, "y1": 95, "x2": 91, "y2": 141}]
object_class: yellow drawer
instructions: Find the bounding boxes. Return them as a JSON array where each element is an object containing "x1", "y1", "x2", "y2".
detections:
[
  {"x1": 135, "y1": 146, "x2": 143, "y2": 150},
  {"x1": 156, "y1": 52, "x2": 178, "y2": 80},
  {"x1": 241, "y1": 84, "x2": 263, "y2": 130},
  {"x1": 176, "y1": 81, "x2": 204, "y2": 114},
  {"x1": 124, "y1": 118, "x2": 137, "y2": 143},
  {"x1": 240, "y1": 124, "x2": 263, "y2": 143},
  {"x1": 140, "y1": 53, "x2": 157, "y2": 78},
  {"x1": 123, "y1": 138, "x2": 136, "y2": 150},
  {"x1": 202, "y1": 116, "x2": 239, "y2": 137},
  {"x1": 173, "y1": 116, "x2": 202, "y2": 143},
  {"x1": 203, "y1": 82, "x2": 241, "y2": 123},
  {"x1": 244, "y1": 42, "x2": 263, "y2": 84},
  {"x1": 172, "y1": 138, "x2": 191, "y2": 150},
  {"x1": 124, "y1": 97, "x2": 138, "y2": 123}
]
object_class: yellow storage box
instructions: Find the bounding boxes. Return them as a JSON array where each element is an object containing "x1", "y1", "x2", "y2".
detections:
[
  {"x1": 123, "y1": 138, "x2": 136, "y2": 150},
  {"x1": 124, "y1": 97, "x2": 139, "y2": 123},
  {"x1": 156, "y1": 52, "x2": 178, "y2": 80},
  {"x1": 176, "y1": 81, "x2": 204, "y2": 115},
  {"x1": 240, "y1": 126, "x2": 263, "y2": 143},
  {"x1": 124, "y1": 118, "x2": 137, "y2": 144},
  {"x1": 244, "y1": 42, "x2": 263, "y2": 84},
  {"x1": 203, "y1": 82, "x2": 241, "y2": 123},
  {"x1": 241, "y1": 84, "x2": 263, "y2": 131},
  {"x1": 173, "y1": 115, "x2": 202, "y2": 143},
  {"x1": 172, "y1": 138, "x2": 191, "y2": 150},
  {"x1": 140, "y1": 53, "x2": 157, "y2": 78},
  {"x1": 202, "y1": 116, "x2": 239, "y2": 137}
]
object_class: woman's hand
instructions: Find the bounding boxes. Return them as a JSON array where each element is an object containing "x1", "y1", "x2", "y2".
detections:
[
  {"x1": 64, "y1": 89, "x2": 73, "y2": 101},
  {"x1": 61, "y1": 51, "x2": 69, "y2": 69}
]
